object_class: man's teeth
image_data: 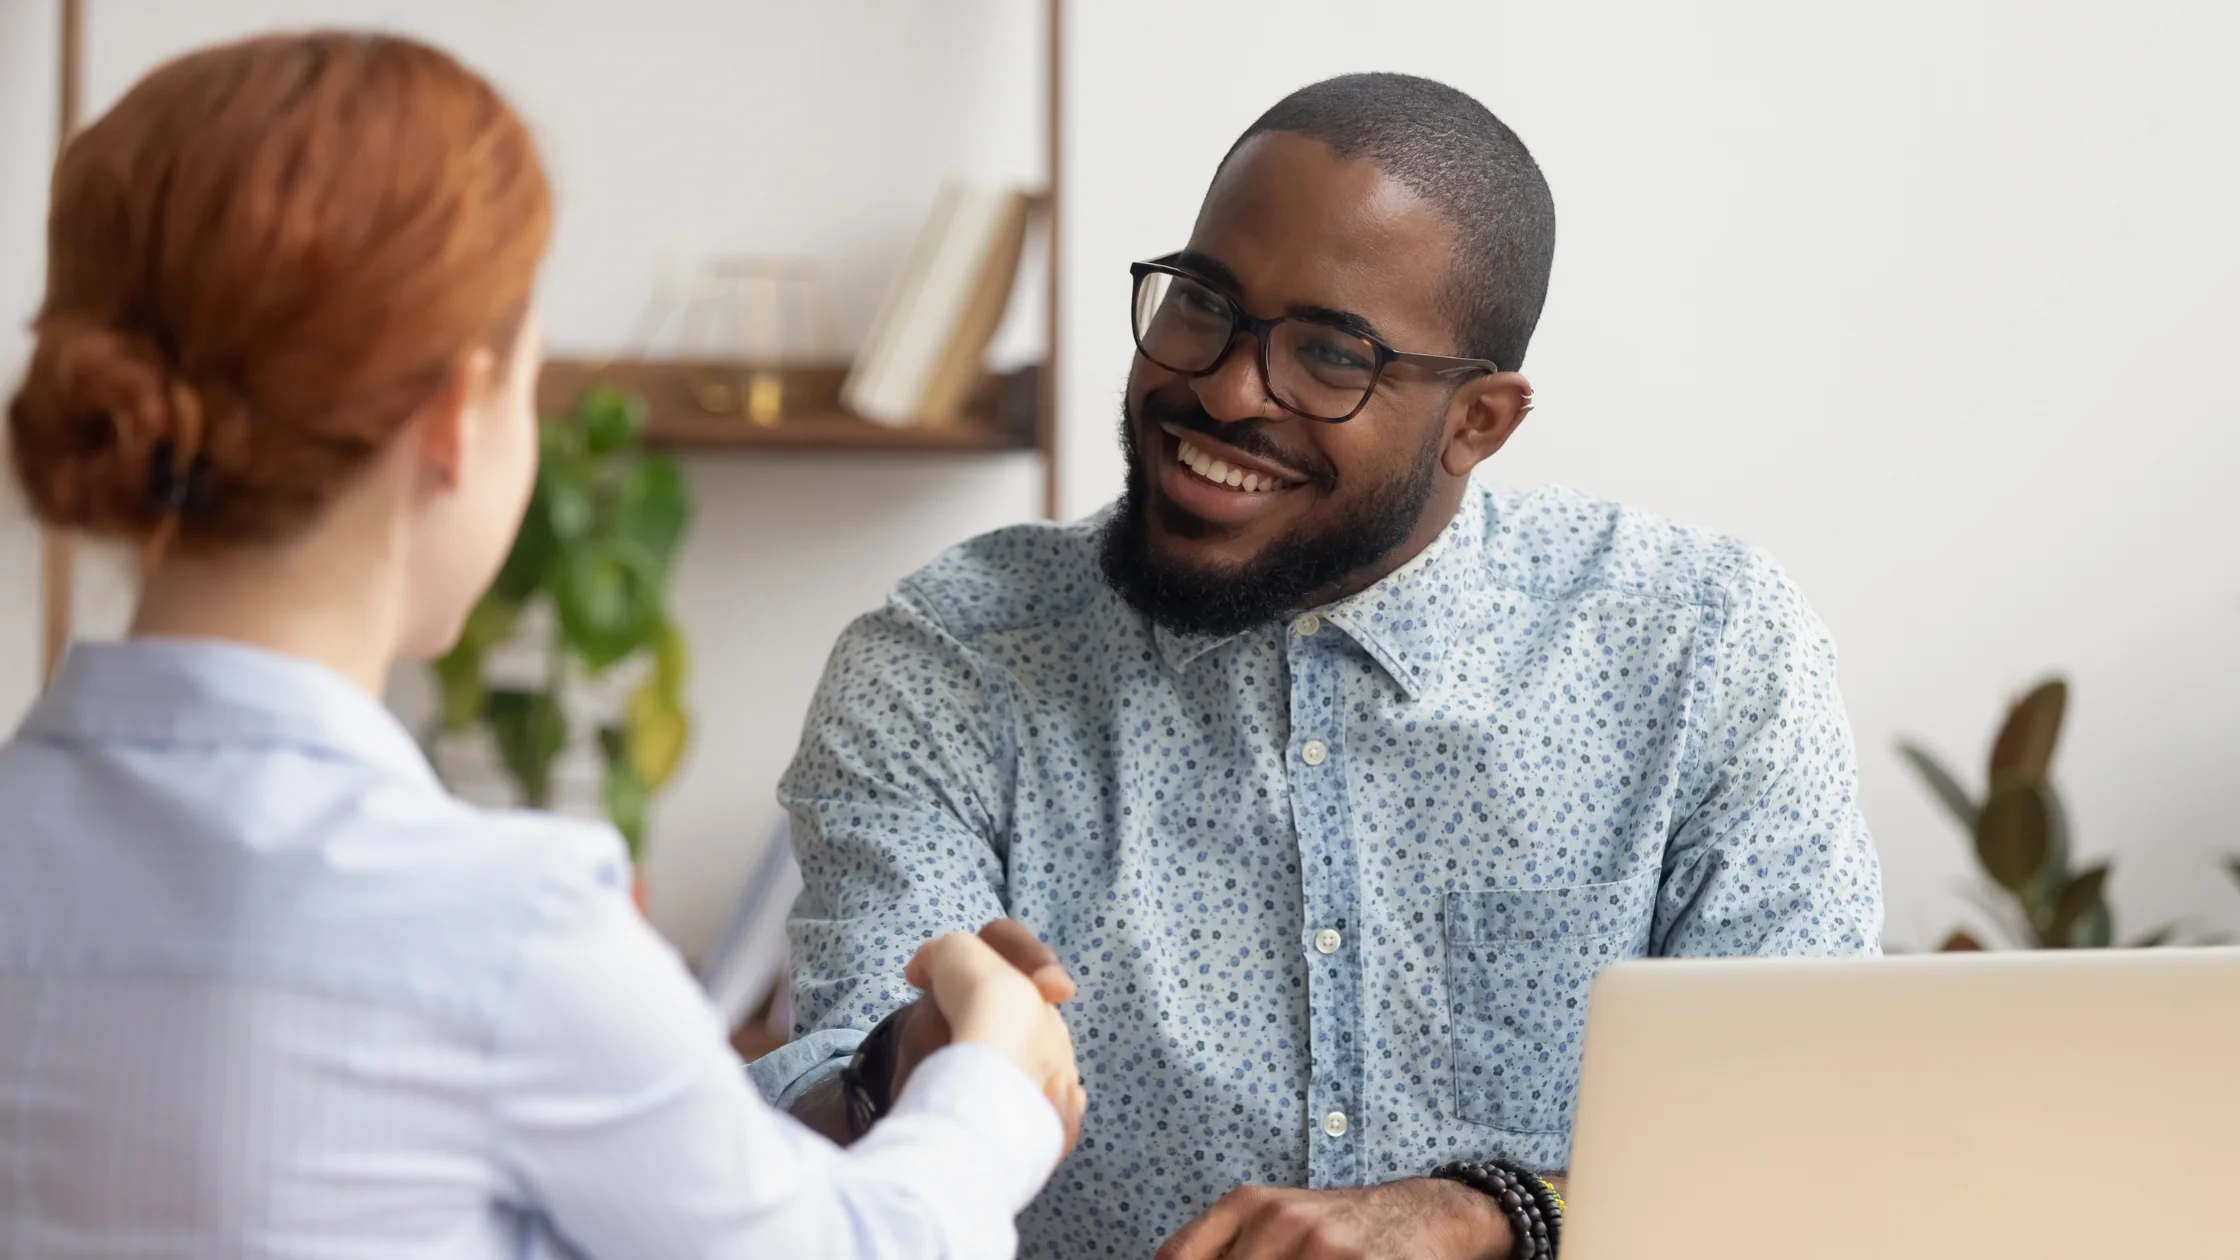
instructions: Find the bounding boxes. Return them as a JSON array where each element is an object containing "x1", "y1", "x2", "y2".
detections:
[{"x1": 1177, "y1": 438, "x2": 1282, "y2": 492}]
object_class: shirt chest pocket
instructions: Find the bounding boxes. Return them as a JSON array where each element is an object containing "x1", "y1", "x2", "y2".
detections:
[{"x1": 1444, "y1": 871, "x2": 1657, "y2": 1135}]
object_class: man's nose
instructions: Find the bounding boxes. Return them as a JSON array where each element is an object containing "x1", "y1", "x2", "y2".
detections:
[{"x1": 1189, "y1": 332, "x2": 1289, "y2": 426}]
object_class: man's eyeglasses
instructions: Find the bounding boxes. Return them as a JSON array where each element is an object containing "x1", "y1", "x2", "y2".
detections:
[{"x1": 1128, "y1": 256, "x2": 1500, "y2": 423}]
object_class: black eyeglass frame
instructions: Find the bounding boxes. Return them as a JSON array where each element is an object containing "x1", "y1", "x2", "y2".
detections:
[{"x1": 1127, "y1": 255, "x2": 1502, "y2": 422}]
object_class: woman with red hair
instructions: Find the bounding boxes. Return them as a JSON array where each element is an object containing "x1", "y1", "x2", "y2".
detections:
[{"x1": 0, "y1": 31, "x2": 1080, "y2": 1259}]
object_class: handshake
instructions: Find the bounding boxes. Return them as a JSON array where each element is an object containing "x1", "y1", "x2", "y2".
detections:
[{"x1": 850, "y1": 920, "x2": 1087, "y2": 1160}]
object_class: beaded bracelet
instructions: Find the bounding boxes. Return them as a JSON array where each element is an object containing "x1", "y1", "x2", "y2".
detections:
[
  {"x1": 1429, "y1": 1159, "x2": 1564, "y2": 1259},
  {"x1": 1510, "y1": 1162, "x2": 1564, "y2": 1245}
]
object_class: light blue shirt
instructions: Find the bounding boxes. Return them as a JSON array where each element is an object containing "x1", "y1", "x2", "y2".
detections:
[
  {"x1": 755, "y1": 481, "x2": 1883, "y2": 1260},
  {"x1": 0, "y1": 639, "x2": 1059, "y2": 1260}
]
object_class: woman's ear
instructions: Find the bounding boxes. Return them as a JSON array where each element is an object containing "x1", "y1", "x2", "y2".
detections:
[
  {"x1": 414, "y1": 348, "x2": 498, "y2": 491},
  {"x1": 1441, "y1": 371, "x2": 1534, "y2": 478}
]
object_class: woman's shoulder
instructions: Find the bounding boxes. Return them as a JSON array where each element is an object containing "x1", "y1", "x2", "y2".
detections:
[
  {"x1": 223, "y1": 788, "x2": 648, "y2": 1030},
  {"x1": 344, "y1": 792, "x2": 640, "y2": 956},
  {"x1": 0, "y1": 736, "x2": 658, "y2": 1040},
  {"x1": 404, "y1": 796, "x2": 731, "y2": 1087},
  {"x1": 396, "y1": 795, "x2": 636, "y2": 917}
]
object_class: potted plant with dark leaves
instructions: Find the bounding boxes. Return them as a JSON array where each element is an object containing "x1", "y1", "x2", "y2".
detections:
[
  {"x1": 1898, "y1": 678, "x2": 2194, "y2": 950},
  {"x1": 429, "y1": 387, "x2": 690, "y2": 897}
]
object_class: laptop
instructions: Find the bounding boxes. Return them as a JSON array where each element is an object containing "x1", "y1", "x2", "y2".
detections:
[{"x1": 1561, "y1": 949, "x2": 2240, "y2": 1260}]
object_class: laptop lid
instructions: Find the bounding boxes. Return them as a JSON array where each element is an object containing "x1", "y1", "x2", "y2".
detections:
[{"x1": 1562, "y1": 949, "x2": 2240, "y2": 1260}]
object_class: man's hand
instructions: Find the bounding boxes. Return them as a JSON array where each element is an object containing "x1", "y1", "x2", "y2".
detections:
[
  {"x1": 1154, "y1": 1179, "x2": 1513, "y2": 1260},
  {"x1": 788, "y1": 920, "x2": 1079, "y2": 1147}
]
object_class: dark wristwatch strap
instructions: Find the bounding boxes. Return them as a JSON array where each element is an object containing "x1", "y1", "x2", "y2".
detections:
[
  {"x1": 1429, "y1": 1158, "x2": 1563, "y2": 1259},
  {"x1": 837, "y1": 1005, "x2": 912, "y2": 1140}
]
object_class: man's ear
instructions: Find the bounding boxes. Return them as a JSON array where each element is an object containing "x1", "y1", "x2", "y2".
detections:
[
  {"x1": 1441, "y1": 371, "x2": 1533, "y2": 477},
  {"x1": 414, "y1": 348, "x2": 498, "y2": 491}
]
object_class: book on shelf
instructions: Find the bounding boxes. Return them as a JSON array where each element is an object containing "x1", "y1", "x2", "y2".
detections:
[{"x1": 843, "y1": 179, "x2": 1031, "y2": 427}]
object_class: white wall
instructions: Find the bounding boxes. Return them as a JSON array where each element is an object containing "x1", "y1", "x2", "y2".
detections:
[
  {"x1": 2, "y1": 0, "x2": 1049, "y2": 958},
  {"x1": 1058, "y1": 0, "x2": 2240, "y2": 947}
]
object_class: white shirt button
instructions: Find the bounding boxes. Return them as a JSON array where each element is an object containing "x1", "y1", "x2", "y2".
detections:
[
  {"x1": 1314, "y1": 928, "x2": 1342, "y2": 955},
  {"x1": 1300, "y1": 740, "x2": 1328, "y2": 767},
  {"x1": 1321, "y1": 1110, "x2": 1349, "y2": 1138},
  {"x1": 1293, "y1": 613, "x2": 1322, "y2": 637}
]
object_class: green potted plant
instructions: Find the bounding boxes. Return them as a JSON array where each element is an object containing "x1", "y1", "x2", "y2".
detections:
[
  {"x1": 430, "y1": 387, "x2": 691, "y2": 874},
  {"x1": 1899, "y1": 678, "x2": 2185, "y2": 950}
]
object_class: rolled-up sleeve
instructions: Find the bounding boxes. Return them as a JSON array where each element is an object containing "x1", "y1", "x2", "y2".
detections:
[
  {"x1": 1654, "y1": 549, "x2": 1884, "y2": 957},
  {"x1": 753, "y1": 582, "x2": 1016, "y2": 1108}
]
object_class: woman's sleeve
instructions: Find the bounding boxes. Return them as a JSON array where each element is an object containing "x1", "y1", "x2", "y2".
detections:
[{"x1": 490, "y1": 865, "x2": 1060, "y2": 1260}]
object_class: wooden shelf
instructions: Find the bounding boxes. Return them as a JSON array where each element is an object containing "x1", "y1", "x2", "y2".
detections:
[{"x1": 537, "y1": 358, "x2": 1039, "y2": 454}]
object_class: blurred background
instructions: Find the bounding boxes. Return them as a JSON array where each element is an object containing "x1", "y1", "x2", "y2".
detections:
[{"x1": 2, "y1": 0, "x2": 2234, "y2": 970}]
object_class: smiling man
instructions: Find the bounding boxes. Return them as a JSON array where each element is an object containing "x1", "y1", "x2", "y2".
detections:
[{"x1": 753, "y1": 73, "x2": 1882, "y2": 1260}]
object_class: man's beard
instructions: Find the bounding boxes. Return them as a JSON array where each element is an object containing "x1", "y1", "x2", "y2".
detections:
[{"x1": 1098, "y1": 396, "x2": 1443, "y2": 637}]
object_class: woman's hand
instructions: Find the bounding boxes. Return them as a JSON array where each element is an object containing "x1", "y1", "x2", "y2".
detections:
[{"x1": 905, "y1": 923, "x2": 1086, "y2": 1160}]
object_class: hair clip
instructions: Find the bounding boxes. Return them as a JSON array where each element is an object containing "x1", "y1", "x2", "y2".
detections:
[
  {"x1": 145, "y1": 379, "x2": 213, "y2": 521},
  {"x1": 145, "y1": 440, "x2": 211, "y2": 518}
]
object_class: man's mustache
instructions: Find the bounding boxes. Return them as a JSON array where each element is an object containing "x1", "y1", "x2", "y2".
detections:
[{"x1": 1136, "y1": 392, "x2": 1337, "y2": 492}]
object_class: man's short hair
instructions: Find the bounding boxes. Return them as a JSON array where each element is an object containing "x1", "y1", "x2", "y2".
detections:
[{"x1": 1225, "y1": 72, "x2": 1557, "y2": 371}]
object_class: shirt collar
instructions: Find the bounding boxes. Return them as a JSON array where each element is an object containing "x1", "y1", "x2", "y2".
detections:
[
  {"x1": 1151, "y1": 621, "x2": 1235, "y2": 673},
  {"x1": 22, "y1": 637, "x2": 440, "y2": 788},
  {"x1": 1319, "y1": 489, "x2": 1484, "y2": 698},
  {"x1": 1152, "y1": 485, "x2": 1489, "y2": 698}
]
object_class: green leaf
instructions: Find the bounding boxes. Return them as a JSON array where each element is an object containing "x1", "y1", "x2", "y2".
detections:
[
  {"x1": 552, "y1": 539, "x2": 664, "y2": 672},
  {"x1": 432, "y1": 641, "x2": 486, "y2": 732},
  {"x1": 2047, "y1": 863, "x2": 2110, "y2": 948},
  {"x1": 651, "y1": 619, "x2": 689, "y2": 694},
  {"x1": 540, "y1": 408, "x2": 587, "y2": 462},
  {"x1": 491, "y1": 483, "x2": 558, "y2": 602},
  {"x1": 457, "y1": 595, "x2": 522, "y2": 654},
  {"x1": 599, "y1": 724, "x2": 650, "y2": 859},
  {"x1": 1974, "y1": 783, "x2": 2051, "y2": 895},
  {"x1": 2227, "y1": 856, "x2": 2240, "y2": 890},
  {"x1": 1897, "y1": 742, "x2": 1976, "y2": 832},
  {"x1": 597, "y1": 724, "x2": 627, "y2": 765},
  {"x1": 1988, "y1": 678, "x2": 2066, "y2": 790},
  {"x1": 540, "y1": 458, "x2": 596, "y2": 543},
  {"x1": 2026, "y1": 781, "x2": 2074, "y2": 914},
  {"x1": 1938, "y1": 929, "x2": 1986, "y2": 952},
  {"x1": 2128, "y1": 925, "x2": 2180, "y2": 949},
  {"x1": 533, "y1": 416, "x2": 601, "y2": 546},
  {"x1": 613, "y1": 455, "x2": 690, "y2": 567},
  {"x1": 486, "y1": 688, "x2": 568, "y2": 808},
  {"x1": 626, "y1": 678, "x2": 691, "y2": 789},
  {"x1": 2078, "y1": 901, "x2": 2114, "y2": 949},
  {"x1": 576, "y1": 386, "x2": 647, "y2": 456},
  {"x1": 429, "y1": 597, "x2": 521, "y2": 732}
]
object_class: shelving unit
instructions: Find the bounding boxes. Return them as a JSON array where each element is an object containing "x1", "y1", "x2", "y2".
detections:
[
  {"x1": 39, "y1": 0, "x2": 83, "y2": 683},
  {"x1": 537, "y1": 360, "x2": 1040, "y2": 455},
  {"x1": 534, "y1": 3, "x2": 1065, "y2": 488}
]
